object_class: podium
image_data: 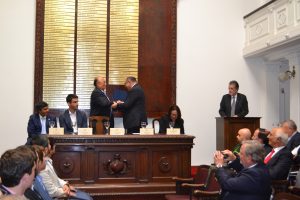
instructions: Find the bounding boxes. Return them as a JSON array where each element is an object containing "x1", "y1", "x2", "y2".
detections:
[{"x1": 216, "y1": 117, "x2": 260, "y2": 150}]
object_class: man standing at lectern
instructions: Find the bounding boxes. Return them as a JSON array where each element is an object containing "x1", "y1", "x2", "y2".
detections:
[{"x1": 219, "y1": 80, "x2": 248, "y2": 117}]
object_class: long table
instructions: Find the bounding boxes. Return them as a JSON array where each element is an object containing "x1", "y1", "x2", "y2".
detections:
[{"x1": 48, "y1": 135, "x2": 195, "y2": 196}]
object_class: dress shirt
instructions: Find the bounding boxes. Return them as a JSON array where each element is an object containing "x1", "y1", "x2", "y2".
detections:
[
  {"x1": 40, "y1": 115, "x2": 47, "y2": 134},
  {"x1": 265, "y1": 146, "x2": 285, "y2": 158},
  {"x1": 69, "y1": 110, "x2": 77, "y2": 133}
]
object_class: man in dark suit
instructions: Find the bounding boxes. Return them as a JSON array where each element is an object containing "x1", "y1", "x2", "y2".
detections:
[
  {"x1": 281, "y1": 120, "x2": 300, "y2": 151},
  {"x1": 219, "y1": 80, "x2": 249, "y2": 117},
  {"x1": 265, "y1": 127, "x2": 293, "y2": 180},
  {"x1": 117, "y1": 76, "x2": 147, "y2": 134},
  {"x1": 27, "y1": 101, "x2": 56, "y2": 144},
  {"x1": 59, "y1": 94, "x2": 87, "y2": 134},
  {"x1": 90, "y1": 76, "x2": 117, "y2": 128},
  {"x1": 214, "y1": 140, "x2": 271, "y2": 200}
]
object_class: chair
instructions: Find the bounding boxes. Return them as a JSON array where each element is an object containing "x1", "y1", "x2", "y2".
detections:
[
  {"x1": 152, "y1": 118, "x2": 160, "y2": 134},
  {"x1": 274, "y1": 192, "x2": 300, "y2": 200},
  {"x1": 272, "y1": 180, "x2": 290, "y2": 194},
  {"x1": 165, "y1": 165, "x2": 220, "y2": 200},
  {"x1": 89, "y1": 116, "x2": 109, "y2": 135}
]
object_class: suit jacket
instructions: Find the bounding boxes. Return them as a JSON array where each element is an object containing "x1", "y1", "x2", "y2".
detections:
[
  {"x1": 286, "y1": 132, "x2": 300, "y2": 151},
  {"x1": 117, "y1": 84, "x2": 147, "y2": 129},
  {"x1": 266, "y1": 147, "x2": 293, "y2": 180},
  {"x1": 90, "y1": 87, "x2": 114, "y2": 127},
  {"x1": 219, "y1": 93, "x2": 249, "y2": 117},
  {"x1": 33, "y1": 175, "x2": 52, "y2": 200},
  {"x1": 59, "y1": 109, "x2": 87, "y2": 134},
  {"x1": 27, "y1": 114, "x2": 56, "y2": 144},
  {"x1": 158, "y1": 115, "x2": 185, "y2": 134},
  {"x1": 216, "y1": 162, "x2": 271, "y2": 200}
]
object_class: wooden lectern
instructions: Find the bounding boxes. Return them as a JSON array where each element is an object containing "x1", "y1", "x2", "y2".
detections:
[{"x1": 216, "y1": 117, "x2": 260, "y2": 150}]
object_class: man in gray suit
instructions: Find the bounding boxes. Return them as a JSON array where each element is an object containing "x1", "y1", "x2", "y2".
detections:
[{"x1": 59, "y1": 94, "x2": 87, "y2": 134}]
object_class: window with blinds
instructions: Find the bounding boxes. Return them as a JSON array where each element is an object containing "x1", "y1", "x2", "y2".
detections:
[{"x1": 42, "y1": 0, "x2": 139, "y2": 109}]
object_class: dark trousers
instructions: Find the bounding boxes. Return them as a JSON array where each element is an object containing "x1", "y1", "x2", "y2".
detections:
[{"x1": 127, "y1": 126, "x2": 140, "y2": 134}]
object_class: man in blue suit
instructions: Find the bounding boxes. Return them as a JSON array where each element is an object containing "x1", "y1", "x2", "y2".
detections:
[
  {"x1": 59, "y1": 94, "x2": 87, "y2": 134},
  {"x1": 27, "y1": 101, "x2": 56, "y2": 144},
  {"x1": 214, "y1": 140, "x2": 271, "y2": 200}
]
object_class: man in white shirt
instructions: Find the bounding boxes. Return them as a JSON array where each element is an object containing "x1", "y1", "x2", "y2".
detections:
[{"x1": 59, "y1": 94, "x2": 87, "y2": 134}]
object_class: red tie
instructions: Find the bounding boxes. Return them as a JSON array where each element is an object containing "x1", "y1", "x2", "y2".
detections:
[{"x1": 264, "y1": 149, "x2": 275, "y2": 164}]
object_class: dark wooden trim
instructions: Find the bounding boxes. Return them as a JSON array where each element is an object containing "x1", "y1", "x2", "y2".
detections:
[
  {"x1": 34, "y1": 0, "x2": 45, "y2": 110},
  {"x1": 74, "y1": 0, "x2": 78, "y2": 93},
  {"x1": 244, "y1": 0, "x2": 278, "y2": 19},
  {"x1": 171, "y1": 0, "x2": 177, "y2": 105},
  {"x1": 106, "y1": 0, "x2": 110, "y2": 84}
]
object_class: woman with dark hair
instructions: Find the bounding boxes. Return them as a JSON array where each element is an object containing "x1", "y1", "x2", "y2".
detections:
[
  {"x1": 252, "y1": 128, "x2": 272, "y2": 156},
  {"x1": 159, "y1": 105, "x2": 185, "y2": 134}
]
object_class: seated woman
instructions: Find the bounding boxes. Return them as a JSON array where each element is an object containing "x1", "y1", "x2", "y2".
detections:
[{"x1": 159, "y1": 105, "x2": 185, "y2": 134}]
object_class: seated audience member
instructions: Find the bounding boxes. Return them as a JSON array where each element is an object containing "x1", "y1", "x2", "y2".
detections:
[
  {"x1": 32, "y1": 135, "x2": 92, "y2": 200},
  {"x1": 31, "y1": 145, "x2": 52, "y2": 200},
  {"x1": 59, "y1": 94, "x2": 87, "y2": 134},
  {"x1": 0, "y1": 146, "x2": 36, "y2": 198},
  {"x1": 214, "y1": 140, "x2": 271, "y2": 200},
  {"x1": 159, "y1": 105, "x2": 185, "y2": 134},
  {"x1": 252, "y1": 128, "x2": 272, "y2": 156},
  {"x1": 281, "y1": 119, "x2": 300, "y2": 151},
  {"x1": 265, "y1": 128, "x2": 293, "y2": 180},
  {"x1": 27, "y1": 101, "x2": 56, "y2": 144},
  {"x1": 232, "y1": 128, "x2": 251, "y2": 155},
  {"x1": 14, "y1": 146, "x2": 42, "y2": 200}
]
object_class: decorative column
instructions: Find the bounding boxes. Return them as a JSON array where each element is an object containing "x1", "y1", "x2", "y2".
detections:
[{"x1": 285, "y1": 53, "x2": 300, "y2": 124}]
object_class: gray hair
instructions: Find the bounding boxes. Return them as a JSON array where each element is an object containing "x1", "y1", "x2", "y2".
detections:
[
  {"x1": 281, "y1": 119, "x2": 297, "y2": 131},
  {"x1": 242, "y1": 140, "x2": 265, "y2": 163},
  {"x1": 275, "y1": 129, "x2": 289, "y2": 145}
]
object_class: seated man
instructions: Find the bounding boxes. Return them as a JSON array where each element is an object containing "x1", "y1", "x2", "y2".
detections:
[
  {"x1": 223, "y1": 127, "x2": 293, "y2": 180},
  {"x1": 31, "y1": 145, "x2": 52, "y2": 200},
  {"x1": 281, "y1": 119, "x2": 300, "y2": 151},
  {"x1": 32, "y1": 135, "x2": 92, "y2": 200},
  {"x1": 0, "y1": 146, "x2": 36, "y2": 198},
  {"x1": 214, "y1": 140, "x2": 271, "y2": 200},
  {"x1": 252, "y1": 128, "x2": 272, "y2": 156},
  {"x1": 27, "y1": 101, "x2": 56, "y2": 144},
  {"x1": 232, "y1": 128, "x2": 251, "y2": 154},
  {"x1": 265, "y1": 127, "x2": 293, "y2": 180},
  {"x1": 159, "y1": 105, "x2": 185, "y2": 134},
  {"x1": 59, "y1": 94, "x2": 87, "y2": 134}
]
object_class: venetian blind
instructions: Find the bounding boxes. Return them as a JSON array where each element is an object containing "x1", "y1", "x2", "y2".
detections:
[{"x1": 42, "y1": 0, "x2": 139, "y2": 109}]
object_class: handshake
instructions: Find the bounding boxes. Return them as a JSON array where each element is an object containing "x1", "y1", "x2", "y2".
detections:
[{"x1": 111, "y1": 100, "x2": 124, "y2": 109}]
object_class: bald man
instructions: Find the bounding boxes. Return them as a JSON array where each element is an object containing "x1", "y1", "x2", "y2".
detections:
[
  {"x1": 90, "y1": 76, "x2": 117, "y2": 129},
  {"x1": 232, "y1": 128, "x2": 251, "y2": 154}
]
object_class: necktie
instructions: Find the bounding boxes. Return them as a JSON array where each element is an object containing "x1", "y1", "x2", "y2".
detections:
[
  {"x1": 264, "y1": 149, "x2": 275, "y2": 164},
  {"x1": 231, "y1": 96, "x2": 236, "y2": 117}
]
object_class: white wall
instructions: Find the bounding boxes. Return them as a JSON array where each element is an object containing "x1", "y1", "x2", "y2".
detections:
[
  {"x1": 0, "y1": 0, "x2": 266, "y2": 166},
  {"x1": 177, "y1": 0, "x2": 265, "y2": 164},
  {"x1": 0, "y1": 0, "x2": 35, "y2": 152}
]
